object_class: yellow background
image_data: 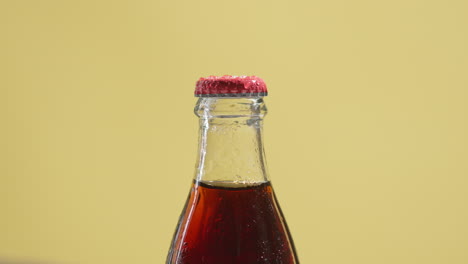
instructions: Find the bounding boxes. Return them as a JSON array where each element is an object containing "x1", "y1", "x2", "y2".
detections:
[{"x1": 1, "y1": 0, "x2": 468, "y2": 263}]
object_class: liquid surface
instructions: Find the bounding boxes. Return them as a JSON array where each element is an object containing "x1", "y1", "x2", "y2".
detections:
[{"x1": 167, "y1": 181, "x2": 298, "y2": 264}]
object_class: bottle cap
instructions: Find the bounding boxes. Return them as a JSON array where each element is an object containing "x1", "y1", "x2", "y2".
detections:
[{"x1": 195, "y1": 75, "x2": 268, "y2": 97}]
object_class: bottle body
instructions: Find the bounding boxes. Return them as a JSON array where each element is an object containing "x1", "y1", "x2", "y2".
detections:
[
  {"x1": 167, "y1": 94, "x2": 298, "y2": 263},
  {"x1": 167, "y1": 181, "x2": 297, "y2": 263}
]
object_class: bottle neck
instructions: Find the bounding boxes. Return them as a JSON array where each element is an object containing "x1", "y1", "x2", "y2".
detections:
[{"x1": 194, "y1": 97, "x2": 269, "y2": 186}]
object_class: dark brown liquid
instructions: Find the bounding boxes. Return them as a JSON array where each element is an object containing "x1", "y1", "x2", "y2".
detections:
[{"x1": 167, "y1": 181, "x2": 298, "y2": 264}]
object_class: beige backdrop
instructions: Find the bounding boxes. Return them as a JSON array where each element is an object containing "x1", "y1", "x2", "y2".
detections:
[{"x1": 1, "y1": 0, "x2": 468, "y2": 263}]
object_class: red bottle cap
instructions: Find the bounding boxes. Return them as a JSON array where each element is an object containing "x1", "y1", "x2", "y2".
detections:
[{"x1": 195, "y1": 75, "x2": 268, "y2": 97}]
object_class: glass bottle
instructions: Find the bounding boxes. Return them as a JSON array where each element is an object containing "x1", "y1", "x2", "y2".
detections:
[{"x1": 166, "y1": 76, "x2": 299, "y2": 263}]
